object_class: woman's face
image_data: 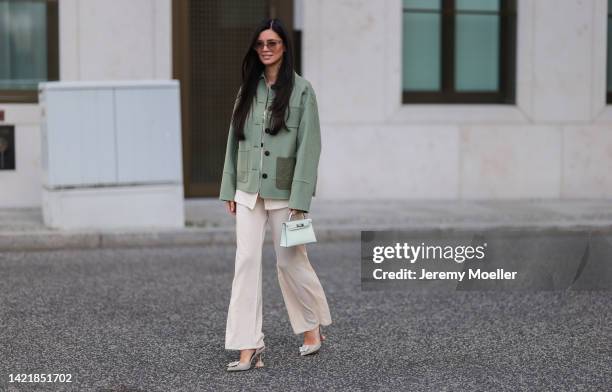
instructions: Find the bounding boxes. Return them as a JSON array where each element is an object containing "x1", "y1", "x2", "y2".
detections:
[{"x1": 254, "y1": 29, "x2": 284, "y2": 67}]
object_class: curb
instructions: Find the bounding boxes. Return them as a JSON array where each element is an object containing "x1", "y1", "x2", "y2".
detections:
[
  {"x1": 0, "y1": 226, "x2": 362, "y2": 252},
  {"x1": 3, "y1": 223, "x2": 612, "y2": 251}
]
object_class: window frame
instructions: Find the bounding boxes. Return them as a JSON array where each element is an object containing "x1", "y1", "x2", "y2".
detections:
[
  {"x1": 0, "y1": 0, "x2": 59, "y2": 104},
  {"x1": 607, "y1": 0, "x2": 612, "y2": 104},
  {"x1": 402, "y1": 0, "x2": 517, "y2": 104}
]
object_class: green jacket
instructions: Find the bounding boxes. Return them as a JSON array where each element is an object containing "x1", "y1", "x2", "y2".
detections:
[{"x1": 219, "y1": 71, "x2": 321, "y2": 213}]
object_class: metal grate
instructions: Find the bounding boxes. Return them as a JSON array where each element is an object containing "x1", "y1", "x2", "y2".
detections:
[
  {"x1": 174, "y1": 0, "x2": 294, "y2": 196},
  {"x1": 188, "y1": 0, "x2": 267, "y2": 194}
]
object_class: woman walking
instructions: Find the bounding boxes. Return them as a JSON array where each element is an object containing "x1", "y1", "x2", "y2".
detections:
[{"x1": 219, "y1": 18, "x2": 332, "y2": 371}]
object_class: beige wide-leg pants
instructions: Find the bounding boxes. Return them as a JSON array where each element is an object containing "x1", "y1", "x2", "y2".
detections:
[{"x1": 225, "y1": 195, "x2": 332, "y2": 350}]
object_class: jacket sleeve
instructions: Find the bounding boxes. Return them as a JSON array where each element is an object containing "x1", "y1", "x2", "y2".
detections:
[
  {"x1": 288, "y1": 85, "x2": 321, "y2": 213},
  {"x1": 218, "y1": 89, "x2": 241, "y2": 202}
]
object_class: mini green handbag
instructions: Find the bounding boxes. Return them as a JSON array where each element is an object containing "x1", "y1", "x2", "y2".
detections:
[{"x1": 280, "y1": 210, "x2": 317, "y2": 247}]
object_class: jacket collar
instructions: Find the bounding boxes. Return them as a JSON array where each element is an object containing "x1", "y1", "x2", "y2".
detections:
[{"x1": 259, "y1": 70, "x2": 269, "y2": 86}]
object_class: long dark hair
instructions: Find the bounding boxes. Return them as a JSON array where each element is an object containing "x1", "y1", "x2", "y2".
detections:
[{"x1": 231, "y1": 18, "x2": 295, "y2": 140}]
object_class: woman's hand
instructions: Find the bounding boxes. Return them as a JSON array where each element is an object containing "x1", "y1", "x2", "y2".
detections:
[
  {"x1": 289, "y1": 208, "x2": 305, "y2": 215},
  {"x1": 225, "y1": 201, "x2": 236, "y2": 216}
]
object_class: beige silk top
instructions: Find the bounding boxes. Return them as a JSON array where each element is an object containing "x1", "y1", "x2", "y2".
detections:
[{"x1": 234, "y1": 189, "x2": 289, "y2": 211}]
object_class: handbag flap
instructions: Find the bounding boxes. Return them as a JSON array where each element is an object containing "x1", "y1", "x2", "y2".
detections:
[{"x1": 285, "y1": 218, "x2": 312, "y2": 231}]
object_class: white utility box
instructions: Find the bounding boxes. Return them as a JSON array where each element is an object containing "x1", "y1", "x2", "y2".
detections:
[{"x1": 39, "y1": 80, "x2": 185, "y2": 230}]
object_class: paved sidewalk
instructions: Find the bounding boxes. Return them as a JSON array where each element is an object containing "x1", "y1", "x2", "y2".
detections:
[{"x1": 2, "y1": 198, "x2": 612, "y2": 251}]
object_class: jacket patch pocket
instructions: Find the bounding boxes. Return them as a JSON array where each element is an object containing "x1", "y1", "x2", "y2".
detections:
[
  {"x1": 276, "y1": 156, "x2": 296, "y2": 190},
  {"x1": 237, "y1": 148, "x2": 250, "y2": 183},
  {"x1": 284, "y1": 106, "x2": 302, "y2": 129}
]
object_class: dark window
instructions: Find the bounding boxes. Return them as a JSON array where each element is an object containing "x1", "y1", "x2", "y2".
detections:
[
  {"x1": 0, "y1": 125, "x2": 15, "y2": 170},
  {"x1": 0, "y1": 0, "x2": 59, "y2": 103},
  {"x1": 402, "y1": 0, "x2": 516, "y2": 104}
]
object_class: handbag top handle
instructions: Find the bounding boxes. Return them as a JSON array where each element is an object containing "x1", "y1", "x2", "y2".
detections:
[{"x1": 288, "y1": 210, "x2": 308, "y2": 221}]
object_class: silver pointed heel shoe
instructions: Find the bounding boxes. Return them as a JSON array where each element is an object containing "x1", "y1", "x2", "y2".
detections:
[
  {"x1": 299, "y1": 326, "x2": 324, "y2": 356},
  {"x1": 226, "y1": 346, "x2": 265, "y2": 371},
  {"x1": 299, "y1": 341, "x2": 321, "y2": 356}
]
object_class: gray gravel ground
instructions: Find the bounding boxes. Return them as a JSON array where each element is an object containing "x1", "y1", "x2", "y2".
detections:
[{"x1": 0, "y1": 241, "x2": 611, "y2": 392}]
